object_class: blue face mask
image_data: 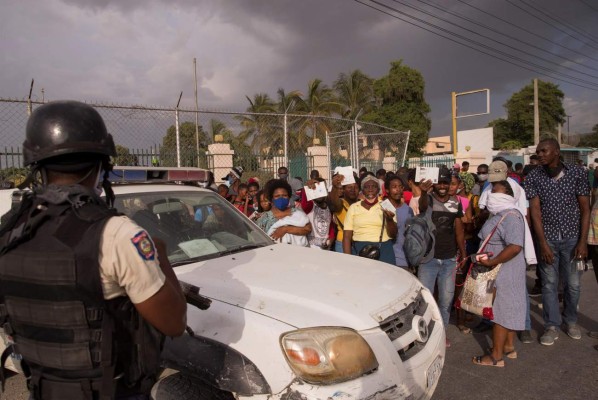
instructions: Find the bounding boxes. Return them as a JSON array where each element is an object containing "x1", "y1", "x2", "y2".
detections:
[{"x1": 273, "y1": 197, "x2": 290, "y2": 210}]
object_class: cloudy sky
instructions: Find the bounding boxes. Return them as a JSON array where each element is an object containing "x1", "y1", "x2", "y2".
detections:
[{"x1": 1, "y1": 0, "x2": 598, "y2": 141}]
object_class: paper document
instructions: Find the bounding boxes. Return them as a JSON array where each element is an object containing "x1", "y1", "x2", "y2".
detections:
[
  {"x1": 380, "y1": 199, "x2": 396, "y2": 213},
  {"x1": 415, "y1": 166, "x2": 439, "y2": 184},
  {"x1": 304, "y1": 181, "x2": 328, "y2": 201},
  {"x1": 178, "y1": 239, "x2": 219, "y2": 258},
  {"x1": 333, "y1": 166, "x2": 356, "y2": 185}
]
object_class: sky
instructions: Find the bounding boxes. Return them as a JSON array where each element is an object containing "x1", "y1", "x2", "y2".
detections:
[{"x1": 1, "y1": 0, "x2": 598, "y2": 143}]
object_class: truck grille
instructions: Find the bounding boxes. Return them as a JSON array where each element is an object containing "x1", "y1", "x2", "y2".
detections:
[
  {"x1": 379, "y1": 290, "x2": 435, "y2": 361},
  {"x1": 379, "y1": 291, "x2": 427, "y2": 341}
]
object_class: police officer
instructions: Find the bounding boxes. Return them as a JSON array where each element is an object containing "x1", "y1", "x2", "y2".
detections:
[{"x1": 0, "y1": 101, "x2": 187, "y2": 399}]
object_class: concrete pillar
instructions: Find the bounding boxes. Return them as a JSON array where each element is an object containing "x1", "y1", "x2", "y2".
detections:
[
  {"x1": 207, "y1": 143, "x2": 234, "y2": 183},
  {"x1": 383, "y1": 156, "x2": 397, "y2": 172}
]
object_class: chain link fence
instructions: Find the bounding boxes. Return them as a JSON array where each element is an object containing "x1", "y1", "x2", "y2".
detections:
[{"x1": 0, "y1": 98, "x2": 408, "y2": 185}]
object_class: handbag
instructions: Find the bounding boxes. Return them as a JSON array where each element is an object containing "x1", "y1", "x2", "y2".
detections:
[
  {"x1": 455, "y1": 211, "x2": 516, "y2": 319},
  {"x1": 358, "y1": 212, "x2": 386, "y2": 260}
]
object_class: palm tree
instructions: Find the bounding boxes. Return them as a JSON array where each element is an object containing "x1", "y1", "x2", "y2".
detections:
[
  {"x1": 333, "y1": 70, "x2": 375, "y2": 119},
  {"x1": 236, "y1": 93, "x2": 277, "y2": 154},
  {"x1": 295, "y1": 79, "x2": 341, "y2": 150}
]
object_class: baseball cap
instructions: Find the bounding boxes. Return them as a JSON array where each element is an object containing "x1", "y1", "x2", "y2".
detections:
[
  {"x1": 488, "y1": 161, "x2": 508, "y2": 182},
  {"x1": 453, "y1": 163, "x2": 461, "y2": 169},
  {"x1": 438, "y1": 167, "x2": 452, "y2": 183},
  {"x1": 222, "y1": 166, "x2": 243, "y2": 180}
]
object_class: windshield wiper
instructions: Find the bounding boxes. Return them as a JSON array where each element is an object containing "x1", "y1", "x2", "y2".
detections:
[
  {"x1": 217, "y1": 244, "x2": 262, "y2": 256},
  {"x1": 169, "y1": 244, "x2": 263, "y2": 267}
]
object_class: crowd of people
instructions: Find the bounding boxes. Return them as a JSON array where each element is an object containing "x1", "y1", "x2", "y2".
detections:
[{"x1": 215, "y1": 137, "x2": 598, "y2": 367}]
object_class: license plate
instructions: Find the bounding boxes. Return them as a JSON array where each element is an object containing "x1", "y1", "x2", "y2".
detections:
[{"x1": 426, "y1": 356, "x2": 442, "y2": 388}]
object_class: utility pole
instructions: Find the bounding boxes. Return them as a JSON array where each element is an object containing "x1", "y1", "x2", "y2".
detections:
[
  {"x1": 533, "y1": 78, "x2": 540, "y2": 145},
  {"x1": 566, "y1": 115, "x2": 572, "y2": 134},
  {"x1": 193, "y1": 58, "x2": 201, "y2": 168}
]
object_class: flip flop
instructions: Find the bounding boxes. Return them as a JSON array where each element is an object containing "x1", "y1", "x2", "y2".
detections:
[
  {"x1": 458, "y1": 324, "x2": 472, "y2": 334},
  {"x1": 488, "y1": 347, "x2": 517, "y2": 359},
  {"x1": 472, "y1": 355, "x2": 505, "y2": 367}
]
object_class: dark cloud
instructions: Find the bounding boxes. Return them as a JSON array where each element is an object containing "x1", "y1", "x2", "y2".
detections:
[{"x1": 1, "y1": 0, "x2": 597, "y2": 139}]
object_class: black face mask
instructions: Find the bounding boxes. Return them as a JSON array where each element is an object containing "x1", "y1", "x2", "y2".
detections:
[{"x1": 544, "y1": 163, "x2": 563, "y2": 178}]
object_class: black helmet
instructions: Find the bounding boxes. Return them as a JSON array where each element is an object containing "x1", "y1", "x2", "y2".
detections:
[{"x1": 23, "y1": 100, "x2": 116, "y2": 168}]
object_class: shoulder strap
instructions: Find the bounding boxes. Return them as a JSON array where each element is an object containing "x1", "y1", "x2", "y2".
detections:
[{"x1": 479, "y1": 211, "x2": 517, "y2": 252}]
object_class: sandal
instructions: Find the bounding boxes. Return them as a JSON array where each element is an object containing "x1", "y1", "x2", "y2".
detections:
[
  {"x1": 458, "y1": 324, "x2": 472, "y2": 334},
  {"x1": 488, "y1": 347, "x2": 517, "y2": 359},
  {"x1": 472, "y1": 355, "x2": 504, "y2": 367}
]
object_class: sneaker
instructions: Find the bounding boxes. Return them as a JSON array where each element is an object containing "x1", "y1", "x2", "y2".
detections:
[
  {"x1": 518, "y1": 330, "x2": 533, "y2": 344},
  {"x1": 540, "y1": 327, "x2": 559, "y2": 346},
  {"x1": 564, "y1": 324, "x2": 582, "y2": 340},
  {"x1": 528, "y1": 286, "x2": 542, "y2": 297}
]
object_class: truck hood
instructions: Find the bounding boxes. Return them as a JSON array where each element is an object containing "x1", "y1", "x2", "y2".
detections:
[{"x1": 175, "y1": 244, "x2": 421, "y2": 331}]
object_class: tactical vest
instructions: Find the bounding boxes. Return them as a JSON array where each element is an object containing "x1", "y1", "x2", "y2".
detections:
[{"x1": 0, "y1": 188, "x2": 164, "y2": 400}]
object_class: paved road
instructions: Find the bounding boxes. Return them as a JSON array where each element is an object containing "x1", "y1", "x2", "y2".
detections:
[
  {"x1": 4, "y1": 270, "x2": 598, "y2": 400},
  {"x1": 434, "y1": 269, "x2": 598, "y2": 400}
]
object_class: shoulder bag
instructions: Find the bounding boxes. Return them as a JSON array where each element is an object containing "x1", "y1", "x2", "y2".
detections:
[{"x1": 455, "y1": 211, "x2": 516, "y2": 319}]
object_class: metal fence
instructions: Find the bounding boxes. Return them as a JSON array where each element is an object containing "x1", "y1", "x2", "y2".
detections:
[
  {"x1": 408, "y1": 155, "x2": 455, "y2": 168},
  {"x1": 0, "y1": 98, "x2": 408, "y2": 184}
]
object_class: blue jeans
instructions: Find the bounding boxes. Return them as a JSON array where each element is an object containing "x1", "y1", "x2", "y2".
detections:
[
  {"x1": 334, "y1": 240, "x2": 343, "y2": 253},
  {"x1": 539, "y1": 238, "x2": 581, "y2": 329},
  {"x1": 418, "y1": 257, "x2": 456, "y2": 327}
]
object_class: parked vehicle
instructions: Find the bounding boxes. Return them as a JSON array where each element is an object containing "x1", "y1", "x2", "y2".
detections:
[{"x1": 0, "y1": 167, "x2": 445, "y2": 400}]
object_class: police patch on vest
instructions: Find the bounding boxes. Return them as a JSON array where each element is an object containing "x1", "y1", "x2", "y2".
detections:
[{"x1": 131, "y1": 231, "x2": 156, "y2": 261}]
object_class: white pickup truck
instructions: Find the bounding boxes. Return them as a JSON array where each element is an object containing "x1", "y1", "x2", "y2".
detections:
[{"x1": 0, "y1": 167, "x2": 445, "y2": 400}]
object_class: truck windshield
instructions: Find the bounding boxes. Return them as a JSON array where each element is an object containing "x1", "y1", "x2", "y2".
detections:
[{"x1": 112, "y1": 190, "x2": 273, "y2": 265}]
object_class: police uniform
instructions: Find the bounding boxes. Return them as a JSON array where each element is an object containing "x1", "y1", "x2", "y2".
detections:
[
  {"x1": 0, "y1": 100, "x2": 169, "y2": 400},
  {"x1": 99, "y1": 216, "x2": 165, "y2": 303}
]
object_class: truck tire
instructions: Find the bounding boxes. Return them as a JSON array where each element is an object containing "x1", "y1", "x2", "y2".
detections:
[{"x1": 151, "y1": 373, "x2": 235, "y2": 400}]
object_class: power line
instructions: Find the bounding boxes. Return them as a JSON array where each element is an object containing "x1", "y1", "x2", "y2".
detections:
[
  {"x1": 520, "y1": 0, "x2": 598, "y2": 45},
  {"x1": 351, "y1": 0, "x2": 598, "y2": 91},
  {"x1": 455, "y1": 0, "x2": 598, "y2": 63},
  {"x1": 577, "y1": 0, "x2": 598, "y2": 14},
  {"x1": 504, "y1": 0, "x2": 598, "y2": 51},
  {"x1": 374, "y1": 0, "x2": 598, "y2": 87},
  {"x1": 401, "y1": 0, "x2": 598, "y2": 75}
]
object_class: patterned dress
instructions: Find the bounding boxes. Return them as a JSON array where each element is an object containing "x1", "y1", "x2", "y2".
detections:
[{"x1": 478, "y1": 209, "x2": 526, "y2": 330}]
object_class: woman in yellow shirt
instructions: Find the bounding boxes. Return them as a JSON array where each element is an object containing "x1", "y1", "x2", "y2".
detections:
[{"x1": 343, "y1": 174, "x2": 397, "y2": 264}]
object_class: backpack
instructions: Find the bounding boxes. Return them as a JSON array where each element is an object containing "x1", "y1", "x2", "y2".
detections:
[{"x1": 403, "y1": 196, "x2": 436, "y2": 267}]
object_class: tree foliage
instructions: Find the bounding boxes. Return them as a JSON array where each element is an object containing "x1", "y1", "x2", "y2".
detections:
[
  {"x1": 489, "y1": 80, "x2": 566, "y2": 148},
  {"x1": 113, "y1": 145, "x2": 137, "y2": 166},
  {"x1": 363, "y1": 60, "x2": 431, "y2": 156},
  {"x1": 161, "y1": 121, "x2": 207, "y2": 167},
  {"x1": 578, "y1": 123, "x2": 598, "y2": 147}
]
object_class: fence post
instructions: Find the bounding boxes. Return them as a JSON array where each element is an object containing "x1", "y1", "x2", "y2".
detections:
[{"x1": 402, "y1": 130, "x2": 410, "y2": 167}]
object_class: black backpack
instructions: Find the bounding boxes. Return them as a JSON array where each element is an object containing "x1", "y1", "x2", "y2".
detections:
[{"x1": 403, "y1": 196, "x2": 436, "y2": 267}]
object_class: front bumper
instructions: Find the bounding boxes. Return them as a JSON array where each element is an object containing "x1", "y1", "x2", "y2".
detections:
[{"x1": 240, "y1": 289, "x2": 445, "y2": 400}]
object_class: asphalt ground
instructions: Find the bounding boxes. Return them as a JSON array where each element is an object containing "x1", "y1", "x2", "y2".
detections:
[
  {"x1": 4, "y1": 269, "x2": 598, "y2": 400},
  {"x1": 434, "y1": 268, "x2": 598, "y2": 400}
]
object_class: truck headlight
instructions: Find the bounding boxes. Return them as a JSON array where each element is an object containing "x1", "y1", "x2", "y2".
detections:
[{"x1": 280, "y1": 327, "x2": 378, "y2": 385}]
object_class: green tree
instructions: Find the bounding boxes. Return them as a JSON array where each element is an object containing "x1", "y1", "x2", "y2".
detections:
[
  {"x1": 113, "y1": 144, "x2": 137, "y2": 166},
  {"x1": 488, "y1": 80, "x2": 566, "y2": 148},
  {"x1": 363, "y1": 60, "x2": 431, "y2": 157},
  {"x1": 295, "y1": 79, "x2": 341, "y2": 149},
  {"x1": 161, "y1": 121, "x2": 207, "y2": 167},
  {"x1": 211, "y1": 119, "x2": 259, "y2": 171},
  {"x1": 333, "y1": 70, "x2": 375, "y2": 119},
  {"x1": 578, "y1": 124, "x2": 598, "y2": 147},
  {"x1": 237, "y1": 93, "x2": 277, "y2": 155}
]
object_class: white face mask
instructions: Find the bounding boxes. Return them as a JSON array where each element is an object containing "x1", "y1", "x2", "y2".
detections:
[
  {"x1": 486, "y1": 192, "x2": 515, "y2": 214},
  {"x1": 478, "y1": 174, "x2": 488, "y2": 182}
]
